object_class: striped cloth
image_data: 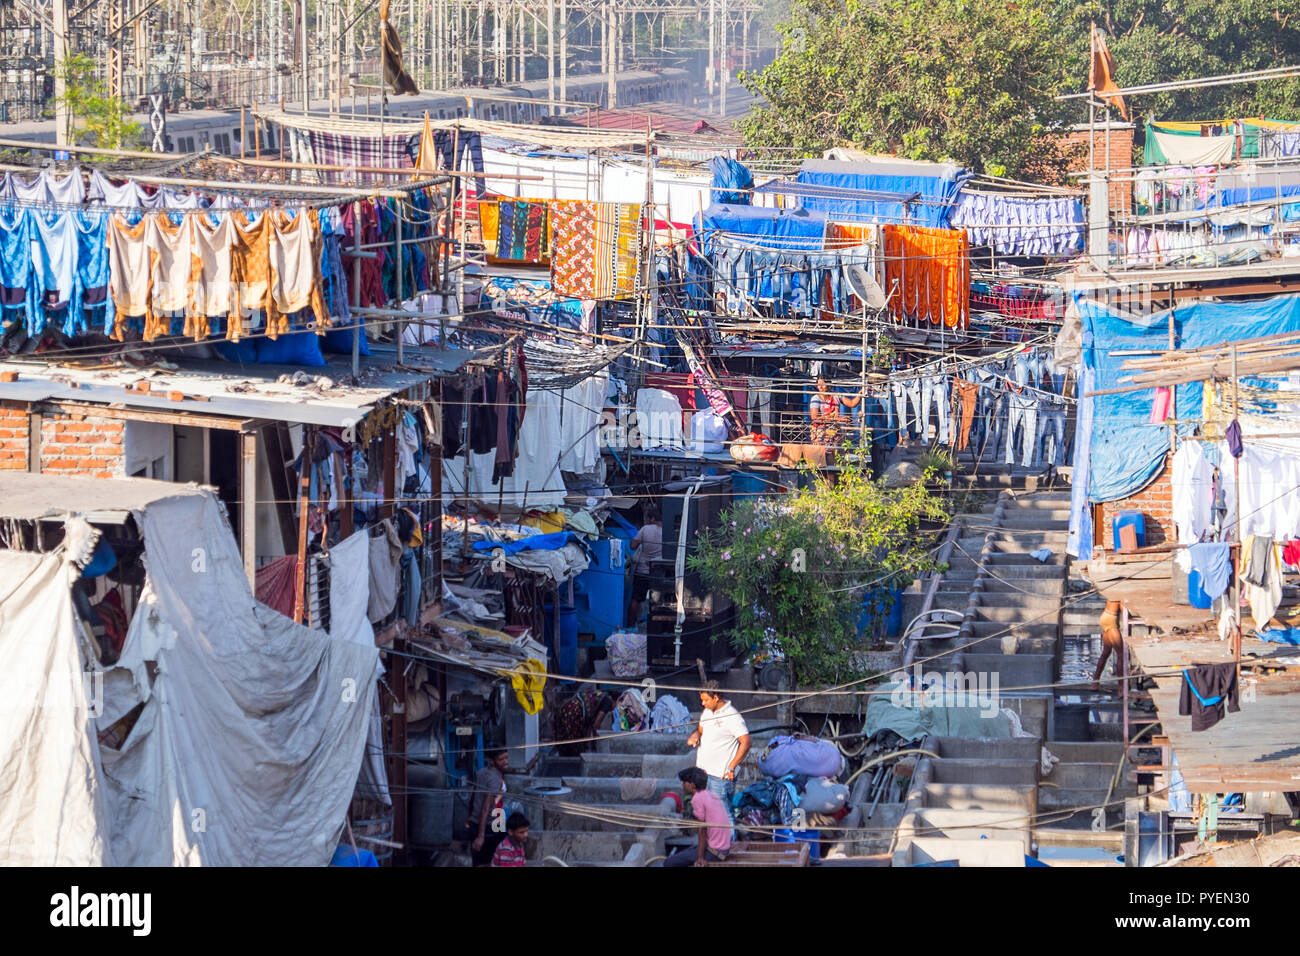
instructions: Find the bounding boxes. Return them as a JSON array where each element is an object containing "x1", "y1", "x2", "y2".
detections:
[
  {"x1": 490, "y1": 836, "x2": 527, "y2": 867},
  {"x1": 305, "y1": 130, "x2": 421, "y2": 184}
]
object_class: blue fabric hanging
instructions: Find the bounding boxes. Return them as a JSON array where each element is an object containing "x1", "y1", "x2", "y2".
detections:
[{"x1": 28, "y1": 209, "x2": 82, "y2": 336}]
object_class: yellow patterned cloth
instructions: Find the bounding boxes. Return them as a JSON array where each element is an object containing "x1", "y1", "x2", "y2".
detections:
[{"x1": 549, "y1": 200, "x2": 641, "y2": 300}]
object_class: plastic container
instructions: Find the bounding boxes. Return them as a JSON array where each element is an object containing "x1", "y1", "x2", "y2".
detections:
[
  {"x1": 543, "y1": 604, "x2": 579, "y2": 676},
  {"x1": 1187, "y1": 570, "x2": 1213, "y2": 610},
  {"x1": 1112, "y1": 511, "x2": 1146, "y2": 552},
  {"x1": 774, "y1": 828, "x2": 823, "y2": 858},
  {"x1": 731, "y1": 471, "x2": 767, "y2": 501},
  {"x1": 858, "y1": 587, "x2": 904, "y2": 638}
]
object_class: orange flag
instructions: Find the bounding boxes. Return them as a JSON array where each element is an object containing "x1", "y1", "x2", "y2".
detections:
[{"x1": 1088, "y1": 23, "x2": 1128, "y2": 120}]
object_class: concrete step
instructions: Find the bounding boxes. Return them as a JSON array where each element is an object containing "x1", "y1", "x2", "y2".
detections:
[
  {"x1": 974, "y1": 593, "x2": 1066, "y2": 611},
  {"x1": 971, "y1": 604, "x2": 1060, "y2": 623},
  {"x1": 984, "y1": 551, "x2": 1068, "y2": 566},
  {"x1": 970, "y1": 619, "x2": 1059, "y2": 640},
  {"x1": 579, "y1": 752, "x2": 697, "y2": 779},
  {"x1": 977, "y1": 577, "x2": 1067, "y2": 594},
  {"x1": 961, "y1": 653, "x2": 1055, "y2": 692},
  {"x1": 533, "y1": 830, "x2": 663, "y2": 863},
  {"x1": 927, "y1": 736, "x2": 1041, "y2": 761},
  {"x1": 1044, "y1": 761, "x2": 1123, "y2": 791},
  {"x1": 895, "y1": 837, "x2": 1027, "y2": 867},
  {"x1": 926, "y1": 758, "x2": 1040, "y2": 786},
  {"x1": 1046, "y1": 741, "x2": 1125, "y2": 764},
  {"x1": 913, "y1": 782, "x2": 1038, "y2": 815},
  {"x1": 1037, "y1": 788, "x2": 1116, "y2": 813},
  {"x1": 519, "y1": 775, "x2": 679, "y2": 805},
  {"x1": 895, "y1": 808, "x2": 1032, "y2": 851}
]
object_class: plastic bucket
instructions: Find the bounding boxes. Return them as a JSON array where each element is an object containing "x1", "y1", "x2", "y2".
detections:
[{"x1": 774, "y1": 827, "x2": 822, "y2": 857}]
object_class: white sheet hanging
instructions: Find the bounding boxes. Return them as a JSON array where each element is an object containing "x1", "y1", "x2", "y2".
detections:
[
  {"x1": 96, "y1": 492, "x2": 380, "y2": 866},
  {"x1": 0, "y1": 540, "x2": 113, "y2": 866},
  {"x1": 442, "y1": 385, "x2": 567, "y2": 508}
]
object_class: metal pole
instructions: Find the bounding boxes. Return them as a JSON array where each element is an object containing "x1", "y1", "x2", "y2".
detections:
[
  {"x1": 547, "y1": 0, "x2": 555, "y2": 107},
  {"x1": 52, "y1": 0, "x2": 69, "y2": 146},
  {"x1": 1232, "y1": 345, "x2": 1242, "y2": 666},
  {"x1": 394, "y1": 198, "x2": 405, "y2": 364},
  {"x1": 351, "y1": 200, "x2": 363, "y2": 376}
]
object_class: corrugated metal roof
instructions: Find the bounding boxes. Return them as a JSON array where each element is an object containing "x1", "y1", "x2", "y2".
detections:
[{"x1": 0, "y1": 346, "x2": 491, "y2": 426}]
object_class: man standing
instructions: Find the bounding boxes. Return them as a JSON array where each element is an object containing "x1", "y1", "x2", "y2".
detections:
[
  {"x1": 466, "y1": 747, "x2": 510, "y2": 867},
  {"x1": 627, "y1": 506, "x2": 663, "y2": 626},
  {"x1": 664, "y1": 768, "x2": 732, "y2": 867},
  {"x1": 686, "y1": 680, "x2": 750, "y2": 833}
]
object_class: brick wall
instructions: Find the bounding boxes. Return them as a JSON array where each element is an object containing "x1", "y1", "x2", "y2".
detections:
[
  {"x1": 41, "y1": 414, "x2": 125, "y2": 479},
  {"x1": 0, "y1": 405, "x2": 126, "y2": 477},
  {"x1": 1060, "y1": 123, "x2": 1135, "y2": 212},
  {"x1": 1100, "y1": 453, "x2": 1173, "y2": 549},
  {"x1": 0, "y1": 406, "x2": 28, "y2": 470}
]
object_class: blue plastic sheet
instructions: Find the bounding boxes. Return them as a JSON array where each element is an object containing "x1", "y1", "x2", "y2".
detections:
[
  {"x1": 473, "y1": 531, "x2": 587, "y2": 556},
  {"x1": 1258, "y1": 627, "x2": 1300, "y2": 645},
  {"x1": 695, "y1": 203, "x2": 827, "y2": 251},
  {"x1": 1075, "y1": 292, "x2": 1300, "y2": 503},
  {"x1": 708, "y1": 157, "x2": 754, "y2": 205},
  {"x1": 790, "y1": 159, "x2": 968, "y2": 228}
]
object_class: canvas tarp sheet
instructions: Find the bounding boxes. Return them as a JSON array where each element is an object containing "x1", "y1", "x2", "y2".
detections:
[
  {"x1": 694, "y1": 202, "x2": 827, "y2": 251},
  {"x1": 1073, "y1": 292, "x2": 1300, "y2": 507},
  {"x1": 791, "y1": 158, "x2": 968, "y2": 229},
  {"x1": 97, "y1": 492, "x2": 380, "y2": 865},
  {"x1": 0, "y1": 523, "x2": 113, "y2": 865}
]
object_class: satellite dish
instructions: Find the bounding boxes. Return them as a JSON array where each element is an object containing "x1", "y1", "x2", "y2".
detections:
[{"x1": 845, "y1": 263, "x2": 888, "y2": 310}]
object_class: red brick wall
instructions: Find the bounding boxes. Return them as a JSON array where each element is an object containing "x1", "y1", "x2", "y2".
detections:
[
  {"x1": 0, "y1": 406, "x2": 28, "y2": 470},
  {"x1": 1060, "y1": 124, "x2": 1135, "y2": 212},
  {"x1": 40, "y1": 415, "x2": 125, "y2": 479},
  {"x1": 1100, "y1": 453, "x2": 1172, "y2": 549},
  {"x1": 0, "y1": 405, "x2": 126, "y2": 477}
]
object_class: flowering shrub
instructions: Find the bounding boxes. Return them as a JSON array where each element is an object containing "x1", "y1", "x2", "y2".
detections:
[{"x1": 690, "y1": 455, "x2": 947, "y2": 685}]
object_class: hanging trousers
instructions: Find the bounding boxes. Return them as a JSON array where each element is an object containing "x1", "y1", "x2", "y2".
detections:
[
  {"x1": 919, "y1": 374, "x2": 950, "y2": 445},
  {"x1": 892, "y1": 379, "x2": 922, "y2": 441},
  {"x1": 1005, "y1": 391, "x2": 1039, "y2": 467},
  {"x1": 953, "y1": 380, "x2": 980, "y2": 451},
  {"x1": 1037, "y1": 401, "x2": 1068, "y2": 466}
]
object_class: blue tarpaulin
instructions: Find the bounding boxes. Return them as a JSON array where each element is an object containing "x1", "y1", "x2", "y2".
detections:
[
  {"x1": 473, "y1": 531, "x2": 589, "y2": 556},
  {"x1": 694, "y1": 203, "x2": 828, "y2": 251},
  {"x1": 708, "y1": 156, "x2": 754, "y2": 205},
  {"x1": 1074, "y1": 293, "x2": 1300, "y2": 506},
  {"x1": 790, "y1": 158, "x2": 969, "y2": 228}
]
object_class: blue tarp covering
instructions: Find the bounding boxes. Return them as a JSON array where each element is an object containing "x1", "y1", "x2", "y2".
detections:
[
  {"x1": 709, "y1": 157, "x2": 754, "y2": 205},
  {"x1": 473, "y1": 531, "x2": 590, "y2": 556},
  {"x1": 791, "y1": 159, "x2": 969, "y2": 229},
  {"x1": 694, "y1": 203, "x2": 828, "y2": 251},
  {"x1": 1074, "y1": 293, "x2": 1300, "y2": 507}
]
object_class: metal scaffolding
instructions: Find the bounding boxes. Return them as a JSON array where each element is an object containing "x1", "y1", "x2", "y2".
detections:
[{"x1": 0, "y1": 0, "x2": 762, "y2": 133}]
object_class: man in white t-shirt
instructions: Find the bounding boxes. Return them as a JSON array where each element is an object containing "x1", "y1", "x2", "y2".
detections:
[{"x1": 686, "y1": 680, "x2": 750, "y2": 834}]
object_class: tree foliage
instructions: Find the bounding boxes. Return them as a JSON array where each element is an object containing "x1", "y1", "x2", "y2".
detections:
[
  {"x1": 740, "y1": 0, "x2": 1300, "y2": 176},
  {"x1": 55, "y1": 54, "x2": 142, "y2": 150},
  {"x1": 1052, "y1": 0, "x2": 1300, "y2": 121},
  {"x1": 738, "y1": 0, "x2": 1076, "y2": 177},
  {"x1": 689, "y1": 455, "x2": 948, "y2": 686}
]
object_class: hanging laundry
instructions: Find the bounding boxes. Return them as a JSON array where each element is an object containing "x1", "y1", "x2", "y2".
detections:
[
  {"x1": 1186, "y1": 541, "x2": 1231, "y2": 599},
  {"x1": 1171, "y1": 440, "x2": 1214, "y2": 544},
  {"x1": 269, "y1": 209, "x2": 329, "y2": 331},
  {"x1": 487, "y1": 200, "x2": 549, "y2": 263},
  {"x1": 149, "y1": 214, "x2": 196, "y2": 339},
  {"x1": 949, "y1": 191, "x2": 1085, "y2": 258},
  {"x1": 881, "y1": 224, "x2": 969, "y2": 329},
  {"x1": 1242, "y1": 538, "x2": 1282, "y2": 630},
  {"x1": 1178, "y1": 662, "x2": 1239, "y2": 731},
  {"x1": 229, "y1": 211, "x2": 277, "y2": 338},
  {"x1": 341, "y1": 201, "x2": 387, "y2": 308},
  {"x1": 1225, "y1": 419, "x2": 1243, "y2": 458},
  {"x1": 191, "y1": 214, "x2": 235, "y2": 339},
  {"x1": 549, "y1": 200, "x2": 641, "y2": 300},
  {"x1": 27, "y1": 209, "x2": 82, "y2": 336},
  {"x1": 1284, "y1": 540, "x2": 1300, "y2": 568},
  {"x1": 1149, "y1": 387, "x2": 1172, "y2": 423},
  {"x1": 304, "y1": 129, "x2": 420, "y2": 183},
  {"x1": 0, "y1": 169, "x2": 85, "y2": 205},
  {"x1": 107, "y1": 214, "x2": 152, "y2": 338}
]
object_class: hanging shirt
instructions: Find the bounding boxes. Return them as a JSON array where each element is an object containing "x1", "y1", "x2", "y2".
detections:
[
  {"x1": 192, "y1": 214, "x2": 236, "y2": 338},
  {"x1": 107, "y1": 213, "x2": 151, "y2": 339},
  {"x1": 229, "y1": 210, "x2": 274, "y2": 340},
  {"x1": 270, "y1": 209, "x2": 329, "y2": 330},
  {"x1": 1178, "y1": 662, "x2": 1240, "y2": 731},
  {"x1": 149, "y1": 214, "x2": 196, "y2": 339},
  {"x1": 28, "y1": 210, "x2": 81, "y2": 335},
  {"x1": 1171, "y1": 440, "x2": 1215, "y2": 545}
]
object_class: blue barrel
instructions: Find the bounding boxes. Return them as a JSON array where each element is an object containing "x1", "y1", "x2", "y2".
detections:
[
  {"x1": 1187, "y1": 570, "x2": 1213, "y2": 609},
  {"x1": 543, "y1": 604, "x2": 579, "y2": 676},
  {"x1": 1112, "y1": 511, "x2": 1146, "y2": 552},
  {"x1": 731, "y1": 471, "x2": 767, "y2": 501}
]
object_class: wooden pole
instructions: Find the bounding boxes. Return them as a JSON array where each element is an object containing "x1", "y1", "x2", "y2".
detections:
[
  {"x1": 240, "y1": 107, "x2": 247, "y2": 160},
  {"x1": 293, "y1": 428, "x2": 314, "y2": 624},
  {"x1": 352, "y1": 199, "x2": 363, "y2": 377}
]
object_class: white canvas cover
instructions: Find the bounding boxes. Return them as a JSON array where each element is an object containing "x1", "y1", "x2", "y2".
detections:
[
  {"x1": 0, "y1": 521, "x2": 113, "y2": 865},
  {"x1": 96, "y1": 492, "x2": 381, "y2": 865}
]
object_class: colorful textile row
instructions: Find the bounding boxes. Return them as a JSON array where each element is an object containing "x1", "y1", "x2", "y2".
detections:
[
  {"x1": 0, "y1": 207, "x2": 111, "y2": 336},
  {"x1": 107, "y1": 208, "x2": 329, "y2": 342},
  {"x1": 882, "y1": 224, "x2": 970, "y2": 329},
  {"x1": 549, "y1": 200, "x2": 642, "y2": 300},
  {"x1": 479, "y1": 199, "x2": 550, "y2": 263}
]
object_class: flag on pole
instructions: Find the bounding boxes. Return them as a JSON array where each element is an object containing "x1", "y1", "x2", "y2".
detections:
[
  {"x1": 380, "y1": 0, "x2": 419, "y2": 95},
  {"x1": 1088, "y1": 23, "x2": 1128, "y2": 119}
]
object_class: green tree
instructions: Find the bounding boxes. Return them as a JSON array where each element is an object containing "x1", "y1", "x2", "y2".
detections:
[
  {"x1": 55, "y1": 54, "x2": 142, "y2": 150},
  {"x1": 689, "y1": 455, "x2": 948, "y2": 685},
  {"x1": 1052, "y1": 1, "x2": 1300, "y2": 122},
  {"x1": 738, "y1": 0, "x2": 1076, "y2": 176}
]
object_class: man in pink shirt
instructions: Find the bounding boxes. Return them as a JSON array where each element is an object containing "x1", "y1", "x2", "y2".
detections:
[{"x1": 664, "y1": 767, "x2": 732, "y2": 866}]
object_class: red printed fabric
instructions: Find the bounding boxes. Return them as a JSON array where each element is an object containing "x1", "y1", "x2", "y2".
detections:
[
  {"x1": 341, "y1": 201, "x2": 387, "y2": 308},
  {"x1": 549, "y1": 200, "x2": 641, "y2": 300}
]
